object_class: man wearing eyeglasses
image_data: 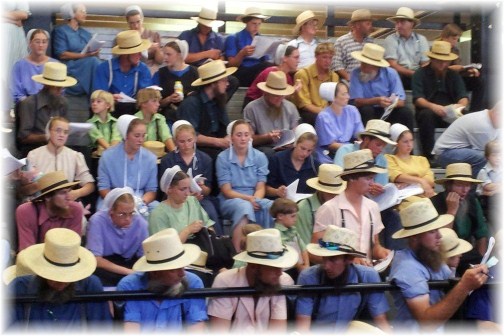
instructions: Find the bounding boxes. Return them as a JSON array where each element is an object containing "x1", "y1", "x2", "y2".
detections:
[{"x1": 86, "y1": 187, "x2": 148, "y2": 286}]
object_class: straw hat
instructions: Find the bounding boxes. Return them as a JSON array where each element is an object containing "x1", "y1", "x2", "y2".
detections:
[
  {"x1": 117, "y1": 115, "x2": 139, "y2": 140},
  {"x1": 294, "y1": 123, "x2": 316, "y2": 144},
  {"x1": 191, "y1": 60, "x2": 237, "y2": 86},
  {"x1": 187, "y1": 251, "x2": 213, "y2": 273},
  {"x1": 172, "y1": 120, "x2": 193, "y2": 139},
  {"x1": 143, "y1": 140, "x2": 165, "y2": 158},
  {"x1": 2, "y1": 249, "x2": 33, "y2": 285},
  {"x1": 233, "y1": 229, "x2": 298, "y2": 268},
  {"x1": 190, "y1": 8, "x2": 224, "y2": 28},
  {"x1": 292, "y1": 10, "x2": 317, "y2": 35},
  {"x1": 426, "y1": 41, "x2": 458, "y2": 61},
  {"x1": 386, "y1": 7, "x2": 420, "y2": 26},
  {"x1": 32, "y1": 62, "x2": 77, "y2": 87},
  {"x1": 440, "y1": 228, "x2": 472, "y2": 258},
  {"x1": 347, "y1": 9, "x2": 373, "y2": 25},
  {"x1": 358, "y1": 119, "x2": 396, "y2": 145},
  {"x1": 133, "y1": 228, "x2": 201, "y2": 272},
  {"x1": 307, "y1": 225, "x2": 367, "y2": 258},
  {"x1": 393, "y1": 199, "x2": 454, "y2": 239},
  {"x1": 319, "y1": 82, "x2": 337, "y2": 102},
  {"x1": 112, "y1": 30, "x2": 151, "y2": 55},
  {"x1": 33, "y1": 171, "x2": 79, "y2": 201},
  {"x1": 257, "y1": 71, "x2": 295, "y2": 96},
  {"x1": 21, "y1": 228, "x2": 96, "y2": 282},
  {"x1": 237, "y1": 7, "x2": 270, "y2": 22},
  {"x1": 339, "y1": 149, "x2": 387, "y2": 177},
  {"x1": 351, "y1": 43, "x2": 390, "y2": 68},
  {"x1": 389, "y1": 123, "x2": 410, "y2": 143},
  {"x1": 434, "y1": 163, "x2": 483, "y2": 184},
  {"x1": 306, "y1": 163, "x2": 346, "y2": 194},
  {"x1": 346, "y1": 320, "x2": 386, "y2": 334}
]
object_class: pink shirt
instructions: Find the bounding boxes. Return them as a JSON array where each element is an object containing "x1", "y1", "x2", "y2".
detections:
[
  {"x1": 208, "y1": 266, "x2": 294, "y2": 332},
  {"x1": 314, "y1": 192, "x2": 384, "y2": 257}
]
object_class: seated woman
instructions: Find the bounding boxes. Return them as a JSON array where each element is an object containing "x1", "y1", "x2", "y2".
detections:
[
  {"x1": 86, "y1": 187, "x2": 148, "y2": 287},
  {"x1": 152, "y1": 40, "x2": 198, "y2": 126},
  {"x1": 134, "y1": 88, "x2": 176, "y2": 153},
  {"x1": 11, "y1": 29, "x2": 58, "y2": 104},
  {"x1": 27, "y1": 116, "x2": 95, "y2": 201},
  {"x1": 315, "y1": 81, "x2": 364, "y2": 163},
  {"x1": 97, "y1": 115, "x2": 159, "y2": 215},
  {"x1": 385, "y1": 123, "x2": 436, "y2": 203},
  {"x1": 266, "y1": 123, "x2": 320, "y2": 198},
  {"x1": 216, "y1": 120, "x2": 274, "y2": 252},
  {"x1": 159, "y1": 120, "x2": 222, "y2": 234},
  {"x1": 52, "y1": 3, "x2": 101, "y2": 96}
]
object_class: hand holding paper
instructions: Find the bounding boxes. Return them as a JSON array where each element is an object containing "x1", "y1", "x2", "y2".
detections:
[{"x1": 286, "y1": 179, "x2": 312, "y2": 203}]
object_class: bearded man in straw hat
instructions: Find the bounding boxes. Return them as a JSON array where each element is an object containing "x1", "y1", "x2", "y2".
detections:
[
  {"x1": 176, "y1": 59, "x2": 237, "y2": 160},
  {"x1": 412, "y1": 40, "x2": 470, "y2": 163},
  {"x1": 15, "y1": 171, "x2": 84, "y2": 252},
  {"x1": 313, "y1": 149, "x2": 391, "y2": 265},
  {"x1": 331, "y1": 9, "x2": 375, "y2": 81},
  {"x1": 208, "y1": 228, "x2": 297, "y2": 333},
  {"x1": 389, "y1": 199, "x2": 489, "y2": 332},
  {"x1": 287, "y1": 10, "x2": 319, "y2": 69},
  {"x1": 93, "y1": 30, "x2": 152, "y2": 118},
  {"x1": 8, "y1": 228, "x2": 112, "y2": 330},
  {"x1": 243, "y1": 71, "x2": 299, "y2": 157},
  {"x1": 430, "y1": 163, "x2": 489, "y2": 262},
  {"x1": 296, "y1": 225, "x2": 391, "y2": 332},
  {"x1": 349, "y1": 43, "x2": 415, "y2": 131},
  {"x1": 383, "y1": 7, "x2": 430, "y2": 90},
  {"x1": 17, "y1": 62, "x2": 76, "y2": 157},
  {"x1": 117, "y1": 228, "x2": 208, "y2": 332}
]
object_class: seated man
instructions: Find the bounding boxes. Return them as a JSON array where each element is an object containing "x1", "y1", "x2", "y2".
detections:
[
  {"x1": 117, "y1": 228, "x2": 208, "y2": 332},
  {"x1": 389, "y1": 200, "x2": 489, "y2": 332},
  {"x1": 288, "y1": 10, "x2": 319, "y2": 69},
  {"x1": 243, "y1": 71, "x2": 299, "y2": 157}
]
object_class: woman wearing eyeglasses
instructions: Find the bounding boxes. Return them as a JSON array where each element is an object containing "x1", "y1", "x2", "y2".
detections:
[{"x1": 86, "y1": 187, "x2": 148, "y2": 286}]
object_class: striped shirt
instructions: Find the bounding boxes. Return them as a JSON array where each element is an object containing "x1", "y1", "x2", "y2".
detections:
[{"x1": 331, "y1": 32, "x2": 374, "y2": 73}]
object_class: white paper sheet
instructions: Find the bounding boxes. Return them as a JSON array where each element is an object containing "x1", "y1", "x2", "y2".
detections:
[
  {"x1": 81, "y1": 33, "x2": 105, "y2": 54},
  {"x1": 250, "y1": 36, "x2": 287, "y2": 59},
  {"x1": 286, "y1": 179, "x2": 313, "y2": 203}
]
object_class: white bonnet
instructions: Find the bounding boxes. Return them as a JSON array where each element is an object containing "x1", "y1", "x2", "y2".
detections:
[
  {"x1": 171, "y1": 120, "x2": 192, "y2": 139},
  {"x1": 294, "y1": 123, "x2": 316, "y2": 144},
  {"x1": 274, "y1": 44, "x2": 288, "y2": 65},
  {"x1": 160, "y1": 165, "x2": 182, "y2": 193},
  {"x1": 117, "y1": 115, "x2": 139, "y2": 140},
  {"x1": 60, "y1": 3, "x2": 75, "y2": 20},
  {"x1": 226, "y1": 120, "x2": 238, "y2": 137},
  {"x1": 172, "y1": 39, "x2": 189, "y2": 61},
  {"x1": 125, "y1": 5, "x2": 143, "y2": 17},
  {"x1": 319, "y1": 82, "x2": 337, "y2": 102},
  {"x1": 103, "y1": 187, "x2": 134, "y2": 210},
  {"x1": 389, "y1": 123, "x2": 410, "y2": 143}
]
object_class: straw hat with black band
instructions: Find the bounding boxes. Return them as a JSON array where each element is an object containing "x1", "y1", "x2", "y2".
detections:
[
  {"x1": 112, "y1": 30, "x2": 151, "y2": 55},
  {"x1": 307, "y1": 225, "x2": 367, "y2": 258},
  {"x1": 434, "y1": 163, "x2": 483, "y2": 185},
  {"x1": 306, "y1": 163, "x2": 346, "y2": 194},
  {"x1": 292, "y1": 10, "x2": 317, "y2": 35},
  {"x1": 339, "y1": 149, "x2": 387, "y2": 177},
  {"x1": 351, "y1": 43, "x2": 390, "y2": 68},
  {"x1": 386, "y1": 7, "x2": 420, "y2": 27},
  {"x1": 358, "y1": 119, "x2": 396, "y2": 145},
  {"x1": 32, "y1": 62, "x2": 77, "y2": 88},
  {"x1": 257, "y1": 71, "x2": 295, "y2": 96},
  {"x1": 425, "y1": 41, "x2": 458, "y2": 61},
  {"x1": 190, "y1": 8, "x2": 224, "y2": 28},
  {"x1": 439, "y1": 228, "x2": 472, "y2": 258},
  {"x1": 33, "y1": 171, "x2": 80, "y2": 201},
  {"x1": 347, "y1": 9, "x2": 373, "y2": 25},
  {"x1": 237, "y1": 7, "x2": 270, "y2": 22},
  {"x1": 192, "y1": 60, "x2": 237, "y2": 86}
]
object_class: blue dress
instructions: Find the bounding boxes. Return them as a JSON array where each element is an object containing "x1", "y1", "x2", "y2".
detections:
[{"x1": 10, "y1": 57, "x2": 58, "y2": 104}]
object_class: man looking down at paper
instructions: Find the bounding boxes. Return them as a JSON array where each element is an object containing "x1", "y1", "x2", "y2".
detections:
[{"x1": 349, "y1": 43, "x2": 414, "y2": 131}]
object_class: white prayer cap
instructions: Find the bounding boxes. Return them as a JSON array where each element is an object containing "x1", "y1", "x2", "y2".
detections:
[
  {"x1": 319, "y1": 82, "x2": 337, "y2": 102},
  {"x1": 171, "y1": 120, "x2": 192, "y2": 139},
  {"x1": 103, "y1": 187, "x2": 134, "y2": 210},
  {"x1": 160, "y1": 165, "x2": 182, "y2": 193},
  {"x1": 117, "y1": 115, "x2": 139, "y2": 140}
]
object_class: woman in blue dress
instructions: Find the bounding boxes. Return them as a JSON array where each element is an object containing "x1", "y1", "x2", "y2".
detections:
[
  {"x1": 216, "y1": 120, "x2": 274, "y2": 252},
  {"x1": 52, "y1": 3, "x2": 101, "y2": 96}
]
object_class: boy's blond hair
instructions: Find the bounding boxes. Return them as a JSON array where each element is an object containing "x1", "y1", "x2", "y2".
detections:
[
  {"x1": 136, "y1": 88, "x2": 161, "y2": 107},
  {"x1": 90, "y1": 90, "x2": 115, "y2": 112}
]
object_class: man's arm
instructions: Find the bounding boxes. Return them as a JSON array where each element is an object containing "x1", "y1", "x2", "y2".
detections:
[
  {"x1": 296, "y1": 314, "x2": 311, "y2": 331},
  {"x1": 372, "y1": 313, "x2": 392, "y2": 332},
  {"x1": 124, "y1": 321, "x2": 141, "y2": 333},
  {"x1": 209, "y1": 315, "x2": 231, "y2": 331},
  {"x1": 269, "y1": 318, "x2": 287, "y2": 332},
  {"x1": 387, "y1": 59, "x2": 415, "y2": 78},
  {"x1": 96, "y1": 256, "x2": 134, "y2": 276}
]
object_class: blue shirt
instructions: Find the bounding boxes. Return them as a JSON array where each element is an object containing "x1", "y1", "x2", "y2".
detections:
[
  {"x1": 53, "y1": 24, "x2": 91, "y2": 58},
  {"x1": 93, "y1": 57, "x2": 152, "y2": 97},
  {"x1": 225, "y1": 29, "x2": 269, "y2": 68},
  {"x1": 10, "y1": 58, "x2": 59, "y2": 103},
  {"x1": 117, "y1": 272, "x2": 208, "y2": 332},
  {"x1": 383, "y1": 32, "x2": 430, "y2": 71},
  {"x1": 349, "y1": 67, "x2": 406, "y2": 102},
  {"x1": 296, "y1": 264, "x2": 389, "y2": 331},
  {"x1": 389, "y1": 249, "x2": 451, "y2": 331},
  {"x1": 159, "y1": 149, "x2": 214, "y2": 188},
  {"x1": 179, "y1": 27, "x2": 226, "y2": 67}
]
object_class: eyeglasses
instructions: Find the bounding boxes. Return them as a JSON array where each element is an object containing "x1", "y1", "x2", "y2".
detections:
[
  {"x1": 318, "y1": 239, "x2": 366, "y2": 257},
  {"x1": 115, "y1": 211, "x2": 137, "y2": 218},
  {"x1": 247, "y1": 248, "x2": 287, "y2": 260},
  {"x1": 51, "y1": 128, "x2": 70, "y2": 135}
]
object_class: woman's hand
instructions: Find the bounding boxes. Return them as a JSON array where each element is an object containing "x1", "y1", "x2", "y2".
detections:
[
  {"x1": 276, "y1": 185, "x2": 287, "y2": 198},
  {"x1": 248, "y1": 196, "x2": 261, "y2": 211},
  {"x1": 187, "y1": 220, "x2": 204, "y2": 234},
  {"x1": 420, "y1": 180, "x2": 436, "y2": 198},
  {"x1": 191, "y1": 191, "x2": 204, "y2": 201}
]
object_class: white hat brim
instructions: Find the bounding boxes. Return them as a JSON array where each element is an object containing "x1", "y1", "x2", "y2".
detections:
[
  {"x1": 133, "y1": 244, "x2": 201, "y2": 272},
  {"x1": 112, "y1": 40, "x2": 152, "y2": 55},
  {"x1": 306, "y1": 178, "x2": 346, "y2": 194},
  {"x1": 435, "y1": 177, "x2": 483, "y2": 185},
  {"x1": 392, "y1": 213, "x2": 454, "y2": 239},
  {"x1": 306, "y1": 243, "x2": 365, "y2": 258},
  {"x1": 233, "y1": 245, "x2": 298, "y2": 269},
  {"x1": 351, "y1": 51, "x2": 390, "y2": 68},
  {"x1": 31, "y1": 74, "x2": 77, "y2": 87},
  {"x1": 444, "y1": 239, "x2": 473, "y2": 258},
  {"x1": 358, "y1": 131, "x2": 396, "y2": 145},
  {"x1": 191, "y1": 16, "x2": 225, "y2": 28},
  {"x1": 257, "y1": 82, "x2": 295, "y2": 96},
  {"x1": 192, "y1": 67, "x2": 237, "y2": 86}
]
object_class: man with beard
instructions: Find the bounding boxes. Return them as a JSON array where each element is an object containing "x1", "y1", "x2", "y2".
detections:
[
  {"x1": 15, "y1": 171, "x2": 84, "y2": 251},
  {"x1": 296, "y1": 225, "x2": 391, "y2": 332},
  {"x1": 177, "y1": 59, "x2": 237, "y2": 160},
  {"x1": 8, "y1": 228, "x2": 111, "y2": 331},
  {"x1": 430, "y1": 163, "x2": 490, "y2": 269},
  {"x1": 389, "y1": 199, "x2": 488, "y2": 332},
  {"x1": 208, "y1": 228, "x2": 298, "y2": 333},
  {"x1": 349, "y1": 43, "x2": 414, "y2": 131},
  {"x1": 116, "y1": 228, "x2": 207, "y2": 332},
  {"x1": 243, "y1": 71, "x2": 299, "y2": 158},
  {"x1": 17, "y1": 62, "x2": 76, "y2": 157}
]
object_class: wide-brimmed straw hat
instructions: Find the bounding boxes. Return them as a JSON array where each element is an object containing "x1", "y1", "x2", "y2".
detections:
[
  {"x1": 190, "y1": 8, "x2": 224, "y2": 28},
  {"x1": 233, "y1": 229, "x2": 298, "y2": 268},
  {"x1": 440, "y1": 228, "x2": 472, "y2": 258},
  {"x1": 351, "y1": 43, "x2": 390, "y2": 68},
  {"x1": 143, "y1": 140, "x2": 165, "y2": 158},
  {"x1": 358, "y1": 119, "x2": 396, "y2": 145},
  {"x1": 434, "y1": 163, "x2": 483, "y2": 184},
  {"x1": 347, "y1": 9, "x2": 373, "y2": 25},
  {"x1": 393, "y1": 199, "x2": 453, "y2": 239},
  {"x1": 33, "y1": 171, "x2": 79, "y2": 201},
  {"x1": 112, "y1": 30, "x2": 151, "y2": 55},
  {"x1": 292, "y1": 10, "x2": 317, "y2": 35},
  {"x1": 426, "y1": 40, "x2": 458, "y2": 61},
  {"x1": 386, "y1": 7, "x2": 420, "y2": 26},
  {"x1": 307, "y1": 225, "x2": 366, "y2": 258},
  {"x1": 389, "y1": 123, "x2": 410, "y2": 143},
  {"x1": 32, "y1": 62, "x2": 77, "y2": 87},
  {"x1": 339, "y1": 149, "x2": 387, "y2": 176},
  {"x1": 306, "y1": 163, "x2": 346, "y2": 194},
  {"x1": 133, "y1": 228, "x2": 201, "y2": 272},
  {"x1": 192, "y1": 60, "x2": 237, "y2": 86},
  {"x1": 21, "y1": 228, "x2": 96, "y2": 282},
  {"x1": 2, "y1": 249, "x2": 33, "y2": 285},
  {"x1": 237, "y1": 7, "x2": 270, "y2": 22},
  {"x1": 257, "y1": 71, "x2": 295, "y2": 96}
]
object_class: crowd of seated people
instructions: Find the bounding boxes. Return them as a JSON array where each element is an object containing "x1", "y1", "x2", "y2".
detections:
[{"x1": 3, "y1": 3, "x2": 499, "y2": 334}]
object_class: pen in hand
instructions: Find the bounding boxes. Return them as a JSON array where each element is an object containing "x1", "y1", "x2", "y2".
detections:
[{"x1": 469, "y1": 264, "x2": 494, "y2": 279}]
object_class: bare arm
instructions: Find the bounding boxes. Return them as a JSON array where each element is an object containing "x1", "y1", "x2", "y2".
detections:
[
  {"x1": 20, "y1": 133, "x2": 47, "y2": 145},
  {"x1": 99, "y1": 189, "x2": 110, "y2": 200},
  {"x1": 186, "y1": 321, "x2": 206, "y2": 332},
  {"x1": 124, "y1": 321, "x2": 141, "y2": 333},
  {"x1": 336, "y1": 69, "x2": 350, "y2": 82},
  {"x1": 196, "y1": 134, "x2": 229, "y2": 149},
  {"x1": 209, "y1": 315, "x2": 231, "y2": 332},
  {"x1": 296, "y1": 314, "x2": 311, "y2": 332},
  {"x1": 253, "y1": 181, "x2": 266, "y2": 199},
  {"x1": 142, "y1": 191, "x2": 157, "y2": 205},
  {"x1": 387, "y1": 59, "x2": 415, "y2": 78},
  {"x1": 186, "y1": 50, "x2": 223, "y2": 64},
  {"x1": 96, "y1": 256, "x2": 134, "y2": 276},
  {"x1": 164, "y1": 138, "x2": 176, "y2": 152},
  {"x1": 373, "y1": 313, "x2": 392, "y2": 332},
  {"x1": 269, "y1": 318, "x2": 287, "y2": 332},
  {"x1": 59, "y1": 50, "x2": 100, "y2": 61}
]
